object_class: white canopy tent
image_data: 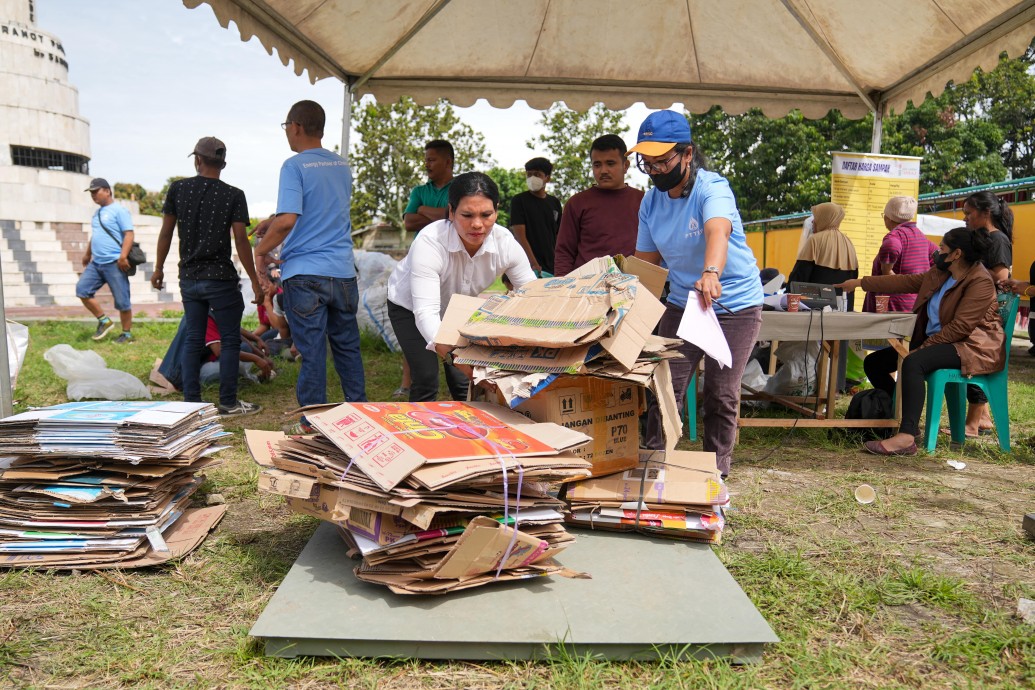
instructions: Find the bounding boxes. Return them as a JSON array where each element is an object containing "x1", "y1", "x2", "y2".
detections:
[{"x1": 185, "y1": 0, "x2": 1035, "y2": 153}]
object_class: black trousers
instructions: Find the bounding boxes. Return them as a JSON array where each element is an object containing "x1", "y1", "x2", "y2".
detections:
[
  {"x1": 863, "y1": 343, "x2": 961, "y2": 436},
  {"x1": 387, "y1": 300, "x2": 469, "y2": 402}
]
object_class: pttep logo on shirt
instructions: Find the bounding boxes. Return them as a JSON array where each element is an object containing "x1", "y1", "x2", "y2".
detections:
[{"x1": 686, "y1": 217, "x2": 703, "y2": 239}]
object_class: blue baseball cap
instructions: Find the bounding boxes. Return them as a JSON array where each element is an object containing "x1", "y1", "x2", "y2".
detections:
[{"x1": 627, "y1": 110, "x2": 692, "y2": 157}]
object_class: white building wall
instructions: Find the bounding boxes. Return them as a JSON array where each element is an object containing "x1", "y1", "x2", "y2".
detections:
[{"x1": 0, "y1": 0, "x2": 179, "y2": 308}]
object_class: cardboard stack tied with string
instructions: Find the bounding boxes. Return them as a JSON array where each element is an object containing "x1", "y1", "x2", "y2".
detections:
[
  {"x1": 0, "y1": 401, "x2": 229, "y2": 569},
  {"x1": 246, "y1": 400, "x2": 595, "y2": 595},
  {"x1": 437, "y1": 256, "x2": 684, "y2": 478},
  {"x1": 563, "y1": 449, "x2": 729, "y2": 543}
]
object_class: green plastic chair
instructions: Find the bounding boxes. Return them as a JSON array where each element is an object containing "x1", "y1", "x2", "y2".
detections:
[
  {"x1": 923, "y1": 293, "x2": 1019, "y2": 452},
  {"x1": 683, "y1": 370, "x2": 698, "y2": 441}
]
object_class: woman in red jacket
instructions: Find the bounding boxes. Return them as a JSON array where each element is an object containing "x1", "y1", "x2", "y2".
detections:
[{"x1": 837, "y1": 227, "x2": 1003, "y2": 456}]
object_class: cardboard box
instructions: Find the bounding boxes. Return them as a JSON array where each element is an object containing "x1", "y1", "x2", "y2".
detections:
[
  {"x1": 565, "y1": 449, "x2": 727, "y2": 508},
  {"x1": 510, "y1": 376, "x2": 643, "y2": 478}
]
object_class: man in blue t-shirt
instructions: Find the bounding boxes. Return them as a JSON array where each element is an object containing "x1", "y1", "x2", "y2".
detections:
[
  {"x1": 76, "y1": 178, "x2": 135, "y2": 343},
  {"x1": 256, "y1": 100, "x2": 367, "y2": 428}
]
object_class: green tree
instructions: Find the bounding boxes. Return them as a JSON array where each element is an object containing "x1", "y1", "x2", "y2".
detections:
[
  {"x1": 527, "y1": 103, "x2": 629, "y2": 202},
  {"x1": 113, "y1": 180, "x2": 178, "y2": 216},
  {"x1": 692, "y1": 107, "x2": 842, "y2": 221},
  {"x1": 349, "y1": 96, "x2": 491, "y2": 232},
  {"x1": 963, "y1": 44, "x2": 1035, "y2": 179},
  {"x1": 485, "y1": 167, "x2": 527, "y2": 227}
]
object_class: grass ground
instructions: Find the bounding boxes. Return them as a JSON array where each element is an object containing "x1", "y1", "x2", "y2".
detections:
[{"x1": 1, "y1": 318, "x2": 1033, "y2": 689}]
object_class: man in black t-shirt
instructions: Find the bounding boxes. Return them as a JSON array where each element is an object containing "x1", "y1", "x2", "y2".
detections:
[
  {"x1": 152, "y1": 136, "x2": 264, "y2": 417},
  {"x1": 509, "y1": 157, "x2": 562, "y2": 276}
]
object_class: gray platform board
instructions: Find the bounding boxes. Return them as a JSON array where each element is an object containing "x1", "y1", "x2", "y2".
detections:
[{"x1": 250, "y1": 523, "x2": 778, "y2": 662}]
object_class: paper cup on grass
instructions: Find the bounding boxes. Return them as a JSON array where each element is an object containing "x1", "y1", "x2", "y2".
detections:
[{"x1": 854, "y1": 484, "x2": 876, "y2": 504}]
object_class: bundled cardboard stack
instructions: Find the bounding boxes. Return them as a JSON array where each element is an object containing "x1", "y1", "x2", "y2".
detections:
[
  {"x1": 435, "y1": 256, "x2": 684, "y2": 478},
  {"x1": 563, "y1": 450, "x2": 729, "y2": 543},
  {"x1": 0, "y1": 401, "x2": 229, "y2": 569},
  {"x1": 247, "y1": 400, "x2": 595, "y2": 594}
]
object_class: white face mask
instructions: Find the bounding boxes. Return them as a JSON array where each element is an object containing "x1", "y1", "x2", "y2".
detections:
[{"x1": 526, "y1": 176, "x2": 545, "y2": 193}]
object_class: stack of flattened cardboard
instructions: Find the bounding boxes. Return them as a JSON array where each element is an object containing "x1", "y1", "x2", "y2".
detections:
[
  {"x1": 563, "y1": 450, "x2": 729, "y2": 543},
  {"x1": 435, "y1": 256, "x2": 684, "y2": 478},
  {"x1": 246, "y1": 400, "x2": 595, "y2": 594},
  {"x1": 0, "y1": 401, "x2": 229, "y2": 569}
]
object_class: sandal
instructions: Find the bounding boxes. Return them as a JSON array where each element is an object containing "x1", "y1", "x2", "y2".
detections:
[{"x1": 864, "y1": 439, "x2": 917, "y2": 456}]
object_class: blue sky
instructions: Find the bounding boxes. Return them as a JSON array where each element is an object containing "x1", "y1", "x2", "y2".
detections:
[{"x1": 37, "y1": 0, "x2": 651, "y2": 217}]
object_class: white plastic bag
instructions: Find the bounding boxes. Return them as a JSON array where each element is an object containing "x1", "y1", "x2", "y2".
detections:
[
  {"x1": 359, "y1": 281, "x2": 400, "y2": 352},
  {"x1": 6, "y1": 320, "x2": 29, "y2": 389},
  {"x1": 764, "y1": 341, "x2": 820, "y2": 397},
  {"x1": 44, "y1": 344, "x2": 151, "y2": 400}
]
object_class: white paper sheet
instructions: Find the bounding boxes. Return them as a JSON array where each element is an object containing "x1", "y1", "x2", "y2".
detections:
[{"x1": 676, "y1": 296, "x2": 733, "y2": 369}]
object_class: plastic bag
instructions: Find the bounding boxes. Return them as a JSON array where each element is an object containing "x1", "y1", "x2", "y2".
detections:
[
  {"x1": 764, "y1": 341, "x2": 820, "y2": 397},
  {"x1": 6, "y1": 320, "x2": 29, "y2": 389},
  {"x1": 44, "y1": 344, "x2": 151, "y2": 400},
  {"x1": 359, "y1": 281, "x2": 400, "y2": 352},
  {"x1": 354, "y1": 250, "x2": 399, "y2": 292}
]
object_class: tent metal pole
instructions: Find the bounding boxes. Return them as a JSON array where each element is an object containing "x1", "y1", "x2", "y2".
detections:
[
  {"x1": 0, "y1": 258, "x2": 14, "y2": 418},
  {"x1": 870, "y1": 101, "x2": 885, "y2": 154},
  {"x1": 341, "y1": 84, "x2": 353, "y2": 160}
]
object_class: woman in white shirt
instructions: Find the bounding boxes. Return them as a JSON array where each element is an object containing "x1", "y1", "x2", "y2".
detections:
[{"x1": 386, "y1": 172, "x2": 537, "y2": 401}]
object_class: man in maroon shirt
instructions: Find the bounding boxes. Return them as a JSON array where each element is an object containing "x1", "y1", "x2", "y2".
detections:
[{"x1": 553, "y1": 134, "x2": 645, "y2": 275}]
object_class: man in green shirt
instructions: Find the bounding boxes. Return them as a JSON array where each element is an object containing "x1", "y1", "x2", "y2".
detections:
[{"x1": 403, "y1": 139, "x2": 454, "y2": 233}]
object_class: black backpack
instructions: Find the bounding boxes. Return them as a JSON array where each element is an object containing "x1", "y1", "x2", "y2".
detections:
[{"x1": 832, "y1": 388, "x2": 894, "y2": 442}]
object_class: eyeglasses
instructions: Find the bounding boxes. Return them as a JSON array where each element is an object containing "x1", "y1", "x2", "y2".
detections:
[
  {"x1": 280, "y1": 121, "x2": 295, "y2": 130},
  {"x1": 636, "y1": 151, "x2": 681, "y2": 175}
]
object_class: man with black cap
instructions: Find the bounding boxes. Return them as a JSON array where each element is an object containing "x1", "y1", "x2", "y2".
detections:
[
  {"x1": 77, "y1": 178, "x2": 135, "y2": 342},
  {"x1": 151, "y1": 137, "x2": 264, "y2": 417}
]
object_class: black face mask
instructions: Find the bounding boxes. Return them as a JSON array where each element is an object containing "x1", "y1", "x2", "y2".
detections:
[
  {"x1": 649, "y1": 160, "x2": 686, "y2": 193},
  {"x1": 933, "y1": 251, "x2": 954, "y2": 272}
]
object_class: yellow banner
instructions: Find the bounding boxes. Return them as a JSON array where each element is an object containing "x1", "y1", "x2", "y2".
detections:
[{"x1": 831, "y1": 153, "x2": 921, "y2": 278}]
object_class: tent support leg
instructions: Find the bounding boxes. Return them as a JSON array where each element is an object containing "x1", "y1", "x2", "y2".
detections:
[
  {"x1": 870, "y1": 101, "x2": 885, "y2": 154},
  {"x1": 0, "y1": 258, "x2": 13, "y2": 418},
  {"x1": 341, "y1": 84, "x2": 353, "y2": 159}
]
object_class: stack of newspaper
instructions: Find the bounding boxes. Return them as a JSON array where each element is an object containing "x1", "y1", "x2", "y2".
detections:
[
  {"x1": 563, "y1": 450, "x2": 729, "y2": 544},
  {"x1": 0, "y1": 401, "x2": 229, "y2": 569},
  {"x1": 247, "y1": 400, "x2": 594, "y2": 594}
]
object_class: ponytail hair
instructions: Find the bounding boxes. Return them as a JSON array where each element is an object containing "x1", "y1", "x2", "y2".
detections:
[
  {"x1": 943, "y1": 226, "x2": 991, "y2": 264},
  {"x1": 965, "y1": 191, "x2": 1013, "y2": 242}
]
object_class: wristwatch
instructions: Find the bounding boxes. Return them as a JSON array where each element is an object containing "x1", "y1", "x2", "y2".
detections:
[{"x1": 703, "y1": 266, "x2": 720, "y2": 275}]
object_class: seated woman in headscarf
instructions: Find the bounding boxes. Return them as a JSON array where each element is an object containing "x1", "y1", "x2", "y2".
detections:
[{"x1": 787, "y1": 202, "x2": 859, "y2": 309}]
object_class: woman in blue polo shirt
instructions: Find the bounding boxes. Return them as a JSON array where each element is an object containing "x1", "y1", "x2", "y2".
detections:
[{"x1": 632, "y1": 111, "x2": 763, "y2": 478}]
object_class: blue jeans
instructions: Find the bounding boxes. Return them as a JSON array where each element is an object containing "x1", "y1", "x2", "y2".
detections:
[
  {"x1": 180, "y1": 279, "x2": 244, "y2": 408},
  {"x1": 76, "y1": 260, "x2": 132, "y2": 312},
  {"x1": 282, "y1": 275, "x2": 366, "y2": 406}
]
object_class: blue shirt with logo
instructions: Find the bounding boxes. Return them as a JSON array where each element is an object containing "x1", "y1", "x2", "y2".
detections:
[
  {"x1": 90, "y1": 203, "x2": 134, "y2": 264},
  {"x1": 276, "y1": 147, "x2": 357, "y2": 281},
  {"x1": 636, "y1": 169, "x2": 762, "y2": 312}
]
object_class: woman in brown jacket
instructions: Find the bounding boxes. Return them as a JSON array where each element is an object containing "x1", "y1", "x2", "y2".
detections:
[{"x1": 837, "y1": 227, "x2": 1003, "y2": 456}]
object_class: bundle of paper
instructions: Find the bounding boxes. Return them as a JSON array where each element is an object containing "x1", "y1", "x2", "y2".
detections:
[
  {"x1": 0, "y1": 402, "x2": 230, "y2": 569},
  {"x1": 563, "y1": 450, "x2": 730, "y2": 544},
  {"x1": 0, "y1": 401, "x2": 225, "y2": 461},
  {"x1": 246, "y1": 400, "x2": 595, "y2": 594}
]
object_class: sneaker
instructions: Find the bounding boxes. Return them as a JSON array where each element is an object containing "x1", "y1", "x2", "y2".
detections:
[
  {"x1": 113, "y1": 332, "x2": 134, "y2": 344},
  {"x1": 392, "y1": 386, "x2": 410, "y2": 399},
  {"x1": 284, "y1": 419, "x2": 316, "y2": 435},
  {"x1": 92, "y1": 320, "x2": 115, "y2": 341},
  {"x1": 218, "y1": 400, "x2": 261, "y2": 417}
]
